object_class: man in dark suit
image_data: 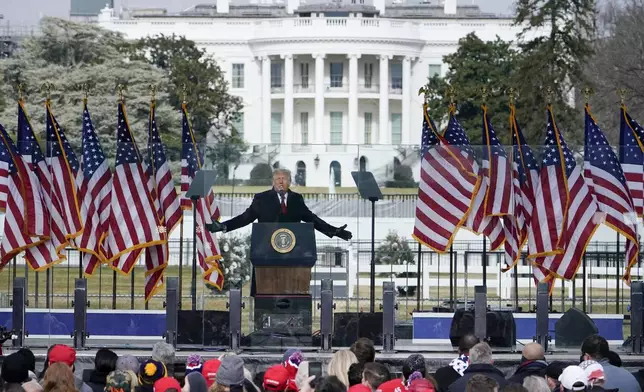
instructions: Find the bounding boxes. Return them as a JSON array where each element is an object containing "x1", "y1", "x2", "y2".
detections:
[{"x1": 205, "y1": 168, "x2": 352, "y2": 294}]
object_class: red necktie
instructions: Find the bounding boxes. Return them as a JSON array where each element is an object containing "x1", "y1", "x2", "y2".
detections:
[{"x1": 280, "y1": 194, "x2": 287, "y2": 214}]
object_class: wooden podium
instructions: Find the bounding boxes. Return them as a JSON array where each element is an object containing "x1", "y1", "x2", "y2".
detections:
[
  {"x1": 250, "y1": 222, "x2": 317, "y2": 295},
  {"x1": 254, "y1": 268, "x2": 311, "y2": 294}
]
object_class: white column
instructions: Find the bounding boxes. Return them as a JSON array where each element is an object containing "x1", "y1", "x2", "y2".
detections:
[
  {"x1": 314, "y1": 53, "x2": 326, "y2": 145},
  {"x1": 348, "y1": 54, "x2": 360, "y2": 145},
  {"x1": 261, "y1": 56, "x2": 271, "y2": 144},
  {"x1": 379, "y1": 54, "x2": 391, "y2": 145},
  {"x1": 283, "y1": 54, "x2": 294, "y2": 146},
  {"x1": 402, "y1": 56, "x2": 412, "y2": 145}
]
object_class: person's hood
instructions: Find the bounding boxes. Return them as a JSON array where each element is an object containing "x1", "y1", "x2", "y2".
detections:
[
  {"x1": 449, "y1": 354, "x2": 469, "y2": 376},
  {"x1": 88, "y1": 369, "x2": 109, "y2": 385}
]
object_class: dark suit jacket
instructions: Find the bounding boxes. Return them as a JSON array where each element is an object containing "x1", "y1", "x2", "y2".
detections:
[{"x1": 223, "y1": 189, "x2": 336, "y2": 236}]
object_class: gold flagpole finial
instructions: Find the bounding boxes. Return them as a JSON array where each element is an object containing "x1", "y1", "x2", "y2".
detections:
[
  {"x1": 480, "y1": 86, "x2": 489, "y2": 105},
  {"x1": 446, "y1": 85, "x2": 456, "y2": 106},
  {"x1": 542, "y1": 86, "x2": 554, "y2": 106},
  {"x1": 617, "y1": 88, "x2": 628, "y2": 106},
  {"x1": 81, "y1": 83, "x2": 89, "y2": 104},
  {"x1": 418, "y1": 84, "x2": 430, "y2": 105},
  {"x1": 181, "y1": 84, "x2": 188, "y2": 105},
  {"x1": 41, "y1": 82, "x2": 54, "y2": 103},
  {"x1": 582, "y1": 87, "x2": 594, "y2": 105},
  {"x1": 117, "y1": 84, "x2": 126, "y2": 102},
  {"x1": 506, "y1": 87, "x2": 516, "y2": 106},
  {"x1": 149, "y1": 84, "x2": 157, "y2": 104}
]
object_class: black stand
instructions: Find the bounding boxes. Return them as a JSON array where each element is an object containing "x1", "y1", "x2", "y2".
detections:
[
  {"x1": 185, "y1": 170, "x2": 218, "y2": 311},
  {"x1": 535, "y1": 282, "x2": 551, "y2": 351},
  {"x1": 631, "y1": 281, "x2": 643, "y2": 353},
  {"x1": 351, "y1": 171, "x2": 383, "y2": 313},
  {"x1": 72, "y1": 279, "x2": 89, "y2": 349}
]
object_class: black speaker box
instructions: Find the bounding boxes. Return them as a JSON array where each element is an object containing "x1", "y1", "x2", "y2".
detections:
[
  {"x1": 177, "y1": 310, "x2": 229, "y2": 346},
  {"x1": 555, "y1": 308, "x2": 598, "y2": 348},
  {"x1": 254, "y1": 295, "x2": 313, "y2": 333},
  {"x1": 449, "y1": 309, "x2": 516, "y2": 348},
  {"x1": 242, "y1": 326, "x2": 313, "y2": 347},
  {"x1": 332, "y1": 312, "x2": 383, "y2": 346}
]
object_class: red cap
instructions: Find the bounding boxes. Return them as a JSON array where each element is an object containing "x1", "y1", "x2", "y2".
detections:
[
  {"x1": 202, "y1": 359, "x2": 222, "y2": 387},
  {"x1": 376, "y1": 379, "x2": 406, "y2": 392},
  {"x1": 408, "y1": 379, "x2": 435, "y2": 392},
  {"x1": 349, "y1": 384, "x2": 373, "y2": 392},
  {"x1": 48, "y1": 345, "x2": 76, "y2": 367},
  {"x1": 263, "y1": 365, "x2": 290, "y2": 392},
  {"x1": 153, "y1": 377, "x2": 181, "y2": 392}
]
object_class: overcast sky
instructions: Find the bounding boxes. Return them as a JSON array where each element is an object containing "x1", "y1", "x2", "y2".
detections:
[{"x1": 1, "y1": 0, "x2": 515, "y2": 25}]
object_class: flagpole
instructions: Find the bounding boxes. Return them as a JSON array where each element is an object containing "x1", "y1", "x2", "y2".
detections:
[
  {"x1": 178, "y1": 217, "x2": 184, "y2": 309},
  {"x1": 482, "y1": 236, "x2": 487, "y2": 287},
  {"x1": 616, "y1": 232, "x2": 620, "y2": 312},
  {"x1": 416, "y1": 241, "x2": 421, "y2": 311}
]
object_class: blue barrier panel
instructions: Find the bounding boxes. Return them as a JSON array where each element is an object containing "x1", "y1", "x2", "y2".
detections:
[
  {"x1": 0, "y1": 309, "x2": 165, "y2": 337},
  {"x1": 412, "y1": 312, "x2": 624, "y2": 344}
]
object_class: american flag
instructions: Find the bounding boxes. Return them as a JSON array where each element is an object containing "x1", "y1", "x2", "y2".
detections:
[
  {"x1": 17, "y1": 101, "x2": 66, "y2": 270},
  {"x1": 143, "y1": 102, "x2": 182, "y2": 301},
  {"x1": 534, "y1": 106, "x2": 599, "y2": 280},
  {"x1": 445, "y1": 108, "x2": 504, "y2": 251},
  {"x1": 412, "y1": 104, "x2": 478, "y2": 252},
  {"x1": 481, "y1": 105, "x2": 513, "y2": 217},
  {"x1": 76, "y1": 103, "x2": 112, "y2": 276},
  {"x1": 45, "y1": 101, "x2": 83, "y2": 243},
  {"x1": 0, "y1": 123, "x2": 47, "y2": 269},
  {"x1": 503, "y1": 106, "x2": 538, "y2": 271},
  {"x1": 528, "y1": 107, "x2": 569, "y2": 258},
  {"x1": 584, "y1": 105, "x2": 639, "y2": 282},
  {"x1": 16, "y1": 101, "x2": 50, "y2": 237},
  {"x1": 181, "y1": 103, "x2": 224, "y2": 288},
  {"x1": 108, "y1": 102, "x2": 164, "y2": 275},
  {"x1": 619, "y1": 106, "x2": 644, "y2": 218}
]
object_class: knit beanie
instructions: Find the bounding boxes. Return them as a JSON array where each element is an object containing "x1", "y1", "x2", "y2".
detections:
[
  {"x1": 186, "y1": 354, "x2": 204, "y2": 376},
  {"x1": 138, "y1": 359, "x2": 167, "y2": 386}
]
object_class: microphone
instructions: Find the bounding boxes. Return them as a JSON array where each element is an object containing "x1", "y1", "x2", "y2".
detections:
[{"x1": 279, "y1": 189, "x2": 286, "y2": 198}]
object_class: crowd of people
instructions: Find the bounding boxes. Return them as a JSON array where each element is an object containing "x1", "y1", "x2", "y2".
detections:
[{"x1": 0, "y1": 334, "x2": 642, "y2": 392}]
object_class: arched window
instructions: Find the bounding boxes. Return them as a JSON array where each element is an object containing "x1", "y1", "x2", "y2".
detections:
[
  {"x1": 295, "y1": 161, "x2": 307, "y2": 186},
  {"x1": 359, "y1": 156, "x2": 367, "y2": 172},
  {"x1": 330, "y1": 161, "x2": 342, "y2": 187}
]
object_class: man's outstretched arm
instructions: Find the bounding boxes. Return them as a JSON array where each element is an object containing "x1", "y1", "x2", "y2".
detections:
[
  {"x1": 206, "y1": 194, "x2": 260, "y2": 233},
  {"x1": 298, "y1": 194, "x2": 352, "y2": 240}
]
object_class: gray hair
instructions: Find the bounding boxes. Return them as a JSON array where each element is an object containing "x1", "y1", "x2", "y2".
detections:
[
  {"x1": 151, "y1": 342, "x2": 175, "y2": 365},
  {"x1": 469, "y1": 342, "x2": 493, "y2": 365},
  {"x1": 273, "y1": 168, "x2": 292, "y2": 181},
  {"x1": 522, "y1": 376, "x2": 550, "y2": 392}
]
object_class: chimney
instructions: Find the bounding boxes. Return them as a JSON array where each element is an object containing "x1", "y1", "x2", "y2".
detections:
[
  {"x1": 287, "y1": 0, "x2": 299, "y2": 14},
  {"x1": 443, "y1": 0, "x2": 456, "y2": 15},
  {"x1": 373, "y1": 0, "x2": 385, "y2": 15},
  {"x1": 217, "y1": 0, "x2": 229, "y2": 14}
]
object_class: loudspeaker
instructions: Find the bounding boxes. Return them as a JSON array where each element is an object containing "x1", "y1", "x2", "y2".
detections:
[
  {"x1": 555, "y1": 308, "x2": 598, "y2": 348},
  {"x1": 177, "y1": 310, "x2": 229, "y2": 346},
  {"x1": 254, "y1": 295, "x2": 312, "y2": 332},
  {"x1": 332, "y1": 312, "x2": 384, "y2": 346},
  {"x1": 449, "y1": 309, "x2": 516, "y2": 348},
  {"x1": 241, "y1": 326, "x2": 313, "y2": 347}
]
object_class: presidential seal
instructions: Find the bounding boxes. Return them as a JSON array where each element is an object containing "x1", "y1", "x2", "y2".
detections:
[{"x1": 271, "y1": 228, "x2": 296, "y2": 253}]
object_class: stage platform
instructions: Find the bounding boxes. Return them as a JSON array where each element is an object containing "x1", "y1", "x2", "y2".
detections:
[{"x1": 7, "y1": 340, "x2": 644, "y2": 374}]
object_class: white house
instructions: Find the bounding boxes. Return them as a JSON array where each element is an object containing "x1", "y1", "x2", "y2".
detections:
[{"x1": 96, "y1": 0, "x2": 546, "y2": 187}]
